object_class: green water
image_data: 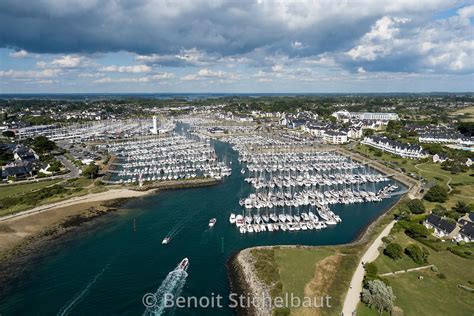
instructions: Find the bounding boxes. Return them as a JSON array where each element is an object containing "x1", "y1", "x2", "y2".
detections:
[{"x1": 0, "y1": 141, "x2": 402, "y2": 315}]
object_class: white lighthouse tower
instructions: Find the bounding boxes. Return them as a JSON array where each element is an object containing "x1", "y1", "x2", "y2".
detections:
[{"x1": 150, "y1": 116, "x2": 158, "y2": 134}]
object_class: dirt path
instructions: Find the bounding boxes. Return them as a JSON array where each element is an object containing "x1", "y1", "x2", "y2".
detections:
[
  {"x1": 379, "y1": 265, "x2": 434, "y2": 277},
  {"x1": 414, "y1": 162, "x2": 452, "y2": 193},
  {"x1": 341, "y1": 220, "x2": 396, "y2": 316},
  {"x1": 0, "y1": 189, "x2": 154, "y2": 223}
]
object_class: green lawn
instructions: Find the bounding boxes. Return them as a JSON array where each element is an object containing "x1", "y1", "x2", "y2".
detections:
[
  {"x1": 0, "y1": 177, "x2": 101, "y2": 217},
  {"x1": 0, "y1": 180, "x2": 62, "y2": 199},
  {"x1": 274, "y1": 247, "x2": 334, "y2": 300},
  {"x1": 251, "y1": 246, "x2": 361, "y2": 316},
  {"x1": 356, "y1": 302, "x2": 390, "y2": 316},
  {"x1": 369, "y1": 230, "x2": 474, "y2": 315}
]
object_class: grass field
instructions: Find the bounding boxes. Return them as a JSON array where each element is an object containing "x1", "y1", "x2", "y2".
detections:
[
  {"x1": 450, "y1": 106, "x2": 474, "y2": 122},
  {"x1": 0, "y1": 180, "x2": 62, "y2": 199},
  {"x1": 366, "y1": 229, "x2": 474, "y2": 315},
  {"x1": 251, "y1": 245, "x2": 361, "y2": 316},
  {"x1": 0, "y1": 178, "x2": 98, "y2": 217}
]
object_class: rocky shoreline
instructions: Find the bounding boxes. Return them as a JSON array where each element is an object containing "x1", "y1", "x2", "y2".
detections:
[
  {"x1": 228, "y1": 248, "x2": 273, "y2": 316},
  {"x1": 228, "y1": 194, "x2": 405, "y2": 315}
]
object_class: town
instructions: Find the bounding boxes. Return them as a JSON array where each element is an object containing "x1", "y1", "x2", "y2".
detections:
[{"x1": 1, "y1": 93, "x2": 473, "y2": 316}]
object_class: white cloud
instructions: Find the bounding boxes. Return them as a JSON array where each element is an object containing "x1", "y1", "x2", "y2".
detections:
[
  {"x1": 35, "y1": 55, "x2": 94, "y2": 69},
  {"x1": 346, "y1": 16, "x2": 409, "y2": 61},
  {"x1": 100, "y1": 64, "x2": 152, "y2": 73},
  {"x1": 9, "y1": 49, "x2": 28, "y2": 58},
  {"x1": 93, "y1": 72, "x2": 175, "y2": 83},
  {"x1": 0, "y1": 69, "x2": 61, "y2": 79},
  {"x1": 182, "y1": 68, "x2": 238, "y2": 81}
]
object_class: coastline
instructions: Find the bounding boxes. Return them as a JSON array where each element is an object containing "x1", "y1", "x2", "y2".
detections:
[
  {"x1": 0, "y1": 198, "x2": 128, "y2": 298},
  {"x1": 0, "y1": 177, "x2": 220, "y2": 298},
  {"x1": 228, "y1": 249, "x2": 272, "y2": 316},
  {"x1": 228, "y1": 192, "x2": 406, "y2": 315}
]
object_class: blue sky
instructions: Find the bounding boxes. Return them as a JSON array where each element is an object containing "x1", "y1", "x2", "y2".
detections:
[{"x1": 0, "y1": 0, "x2": 473, "y2": 93}]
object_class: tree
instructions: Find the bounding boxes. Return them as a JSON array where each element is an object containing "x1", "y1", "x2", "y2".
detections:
[
  {"x1": 361, "y1": 280, "x2": 396, "y2": 314},
  {"x1": 384, "y1": 243, "x2": 404, "y2": 260},
  {"x1": 407, "y1": 199, "x2": 425, "y2": 214},
  {"x1": 432, "y1": 204, "x2": 447, "y2": 217},
  {"x1": 32, "y1": 136, "x2": 56, "y2": 154},
  {"x1": 424, "y1": 185, "x2": 448, "y2": 203},
  {"x1": 452, "y1": 201, "x2": 471, "y2": 214},
  {"x1": 82, "y1": 162, "x2": 99, "y2": 179},
  {"x1": 405, "y1": 244, "x2": 429, "y2": 264},
  {"x1": 364, "y1": 262, "x2": 378, "y2": 278},
  {"x1": 363, "y1": 129, "x2": 375, "y2": 137},
  {"x1": 2, "y1": 130, "x2": 15, "y2": 138},
  {"x1": 457, "y1": 121, "x2": 474, "y2": 137}
]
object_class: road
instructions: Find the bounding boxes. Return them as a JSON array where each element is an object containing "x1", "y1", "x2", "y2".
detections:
[
  {"x1": 342, "y1": 220, "x2": 396, "y2": 316},
  {"x1": 57, "y1": 155, "x2": 81, "y2": 178},
  {"x1": 0, "y1": 155, "x2": 81, "y2": 187}
]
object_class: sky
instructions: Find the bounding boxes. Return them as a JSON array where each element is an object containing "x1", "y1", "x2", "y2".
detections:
[{"x1": 0, "y1": 0, "x2": 473, "y2": 93}]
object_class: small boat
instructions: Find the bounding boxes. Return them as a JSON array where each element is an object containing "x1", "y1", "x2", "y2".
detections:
[
  {"x1": 178, "y1": 258, "x2": 189, "y2": 271},
  {"x1": 229, "y1": 213, "x2": 236, "y2": 224},
  {"x1": 209, "y1": 218, "x2": 217, "y2": 227},
  {"x1": 162, "y1": 237, "x2": 171, "y2": 244}
]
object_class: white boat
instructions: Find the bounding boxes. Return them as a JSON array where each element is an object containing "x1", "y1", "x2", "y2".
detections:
[
  {"x1": 229, "y1": 213, "x2": 236, "y2": 224},
  {"x1": 178, "y1": 257, "x2": 189, "y2": 271},
  {"x1": 209, "y1": 218, "x2": 217, "y2": 227},
  {"x1": 162, "y1": 237, "x2": 171, "y2": 244}
]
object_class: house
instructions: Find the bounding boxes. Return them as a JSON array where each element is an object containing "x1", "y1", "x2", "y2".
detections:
[
  {"x1": 13, "y1": 145, "x2": 39, "y2": 162},
  {"x1": 465, "y1": 158, "x2": 473, "y2": 167},
  {"x1": 432, "y1": 153, "x2": 450, "y2": 164},
  {"x1": 424, "y1": 214, "x2": 457, "y2": 239},
  {"x1": 418, "y1": 132, "x2": 462, "y2": 144},
  {"x1": 323, "y1": 130, "x2": 348, "y2": 144},
  {"x1": 287, "y1": 119, "x2": 306, "y2": 129},
  {"x1": 454, "y1": 222, "x2": 474, "y2": 243},
  {"x1": 1, "y1": 165, "x2": 31, "y2": 180},
  {"x1": 362, "y1": 136, "x2": 428, "y2": 159},
  {"x1": 347, "y1": 126, "x2": 363, "y2": 139}
]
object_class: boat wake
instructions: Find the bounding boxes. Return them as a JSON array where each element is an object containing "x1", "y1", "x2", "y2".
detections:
[
  {"x1": 144, "y1": 261, "x2": 189, "y2": 316},
  {"x1": 57, "y1": 264, "x2": 110, "y2": 316},
  {"x1": 163, "y1": 208, "x2": 204, "y2": 242}
]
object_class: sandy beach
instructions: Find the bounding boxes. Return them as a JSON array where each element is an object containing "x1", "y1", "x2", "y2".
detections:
[{"x1": 0, "y1": 189, "x2": 154, "y2": 253}]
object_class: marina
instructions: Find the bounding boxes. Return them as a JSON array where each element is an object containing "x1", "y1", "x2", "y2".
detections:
[
  {"x1": 102, "y1": 133, "x2": 232, "y2": 184},
  {"x1": 0, "y1": 137, "x2": 404, "y2": 315}
]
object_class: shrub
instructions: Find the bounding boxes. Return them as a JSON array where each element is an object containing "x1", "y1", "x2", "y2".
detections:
[
  {"x1": 437, "y1": 273, "x2": 446, "y2": 279},
  {"x1": 432, "y1": 204, "x2": 447, "y2": 216},
  {"x1": 407, "y1": 199, "x2": 426, "y2": 214},
  {"x1": 364, "y1": 262, "x2": 378, "y2": 278},
  {"x1": 404, "y1": 222, "x2": 430, "y2": 238},
  {"x1": 452, "y1": 201, "x2": 472, "y2": 214},
  {"x1": 424, "y1": 185, "x2": 448, "y2": 203},
  {"x1": 405, "y1": 244, "x2": 429, "y2": 264},
  {"x1": 431, "y1": 266, "x2": 438, "y2": 272},
  {"x1": 384, "y1": 243, "x2": 404, "y2": 260}
]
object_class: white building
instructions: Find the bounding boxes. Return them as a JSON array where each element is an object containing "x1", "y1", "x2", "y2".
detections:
[
  {"x1": 323, "y1": 130, "x2": 348, "y2": 144},
  {"x1": 332, "y1": 110, "x2": 399, "y2": 122},
  {"x1": 362, "y1": 136, "x2": 428, "y2": 159}
]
